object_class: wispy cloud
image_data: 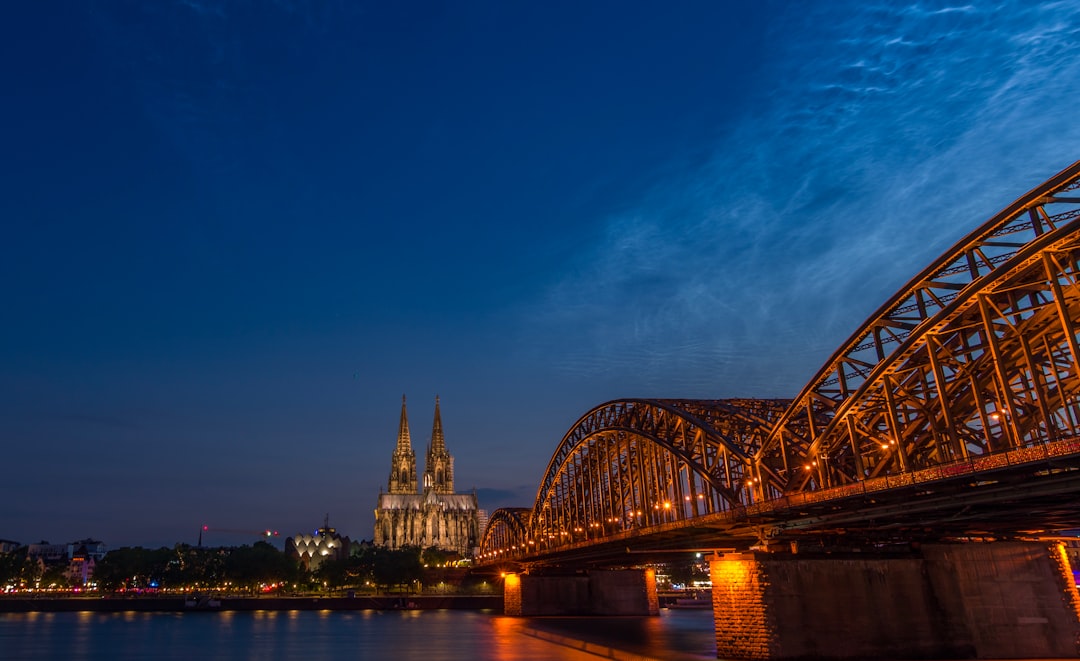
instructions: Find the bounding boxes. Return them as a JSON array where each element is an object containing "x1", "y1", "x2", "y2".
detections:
[{"x1": 523, "y1": 0, "x2": 1080, "y2": 398}]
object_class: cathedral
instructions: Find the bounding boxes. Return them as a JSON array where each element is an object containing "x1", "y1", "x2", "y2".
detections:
[{"x1": 373, "y1": 396, "x2": 481, "y2": 558}]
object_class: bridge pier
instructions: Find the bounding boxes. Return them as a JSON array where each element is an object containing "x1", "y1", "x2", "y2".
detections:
[
  {"x1": 709, "y1": 541, "x2": 1080, "y2": 660},
  {"x1": 503, "y1": 568, "x2": 659, "y2": 616}
]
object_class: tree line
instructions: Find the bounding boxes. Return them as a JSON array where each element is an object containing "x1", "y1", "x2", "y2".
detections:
[{"x1": 1, "y1": 542, "x2": 482, "y2": 595}]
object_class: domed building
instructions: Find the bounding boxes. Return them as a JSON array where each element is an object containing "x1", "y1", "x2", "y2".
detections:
[
  {"x1": 373, "y1": 396, "x2": 481, "y2": 558},
  {"x1": 285, "y1": 516, "x2": 356, "y2": 571}
]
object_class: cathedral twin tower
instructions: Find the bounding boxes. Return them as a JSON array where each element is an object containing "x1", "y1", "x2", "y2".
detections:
[
  {"x1": 374, "y1": 396, "x2": 480, "y2": 557},
  {"x1": 388, "y1": 395, "x2": 453, "y2": 496}
]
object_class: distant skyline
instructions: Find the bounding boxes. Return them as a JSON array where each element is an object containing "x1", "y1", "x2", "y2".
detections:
[{"x1": 3, "y1": 1, "x2": 1080, "y2": 549}]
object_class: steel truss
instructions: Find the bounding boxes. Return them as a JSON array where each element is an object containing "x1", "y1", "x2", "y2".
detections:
[
  {"x1": 481, "y1": 508, "x2": 531, "y2": 557},
  {"x1": 479, "y1": 160, "x2": 1080, "y2": 562}
]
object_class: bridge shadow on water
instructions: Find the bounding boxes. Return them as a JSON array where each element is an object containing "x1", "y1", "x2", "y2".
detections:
[
  {"x1": 520, "y1": 608, "x2": 717, "y2": 660},
  {"x1": 515, "y1": 608, "x2": 1077, "y2": 661}
]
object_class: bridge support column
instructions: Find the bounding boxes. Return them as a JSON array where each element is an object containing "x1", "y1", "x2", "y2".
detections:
[
  {"x1": 503, "y1": 568, "x2": 658, "y2": 616},
  {"x1": 710, "y1": 542, "x2": 1080, "y2": 660},
  {"x1": 503, "y1": 572, "x2": 522, "y2": 617}
]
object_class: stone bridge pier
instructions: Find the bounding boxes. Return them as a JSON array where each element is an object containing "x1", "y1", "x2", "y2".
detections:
[
  {"x1": 710, "y1": 541, "x2": 1080, "y2": 660},
  {"x1": 503, "y1": 568, "x2": 659, "y2": 617}
]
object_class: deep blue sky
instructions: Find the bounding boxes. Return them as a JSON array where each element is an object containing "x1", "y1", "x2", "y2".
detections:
[{"x1": 3, "y1": 1, "x2": 1079, "y2": 549}]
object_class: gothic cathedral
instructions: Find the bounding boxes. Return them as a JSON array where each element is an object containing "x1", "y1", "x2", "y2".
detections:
[{"x1": 373, "y1": 396, "x2": 481, "y2": 557}]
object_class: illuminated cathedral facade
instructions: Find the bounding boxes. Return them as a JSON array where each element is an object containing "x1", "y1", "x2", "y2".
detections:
[{"x1": 373, "y1": 396, "x2": 481, "y2": 557}]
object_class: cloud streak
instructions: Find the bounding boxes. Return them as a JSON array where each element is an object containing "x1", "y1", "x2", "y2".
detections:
[{"x1": 524, "y1": 0, "x2": 1080, "y2": 398}]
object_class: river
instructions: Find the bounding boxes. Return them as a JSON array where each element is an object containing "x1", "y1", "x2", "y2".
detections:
[{"x1": 0, "y1": 608, "x2": 718, "y2": 660}]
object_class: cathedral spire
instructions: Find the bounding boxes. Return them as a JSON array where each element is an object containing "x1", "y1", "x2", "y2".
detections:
[
  {"x1": 397, "y1": 394, "x2": 411, "y2": 452},
  {"x1": 388, "y1": 394, "x2": 417, "y2": 494},
  {"x1": 423, "y1": 395, "x2": 454, "y2": 494},
  {"x1": 431, "y1": 395, "x2": 446, "y2": 454}
]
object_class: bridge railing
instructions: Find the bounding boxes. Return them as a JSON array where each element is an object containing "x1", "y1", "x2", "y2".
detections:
[{"x1": 758, "y1": 435, "x2": 1079, "y2": 511}]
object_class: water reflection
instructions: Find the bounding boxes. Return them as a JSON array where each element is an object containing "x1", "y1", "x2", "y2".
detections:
[{"x1": 0, "y1": 609, "x2": 714, "y2": 660}]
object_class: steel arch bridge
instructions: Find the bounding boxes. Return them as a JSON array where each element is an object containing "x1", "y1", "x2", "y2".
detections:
[{"x1": 480, "y1": 160, "x2": 1080, "y2": 566}]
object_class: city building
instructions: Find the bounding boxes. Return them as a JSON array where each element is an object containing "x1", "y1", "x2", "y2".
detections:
[
  {"x1": 67, "y1": 554, "x2": 95, "y2": 588},
  {"x1": 65, "y1": 539, "x2": 106, "y2": 587},
  {"x1": 286, "y1": 516, "x2": 360, "y2": 571},
  {"x1": 0, "y1": 540, "x2": 21, "y2": 554},
  {"x1": 477, "y1": 509, "x2": 489, "y2": 542},
  {"x1": 27, "y1": 542, "x2": 68, "y2": 563},
  {"x1": 374, "y1": 396, "x2": 481, "y2": 558},
  {"x1": 67, "y1": 539, "x2": 106, "y2": 562}
]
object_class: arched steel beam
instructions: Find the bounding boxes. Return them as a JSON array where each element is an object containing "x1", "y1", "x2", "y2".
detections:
[
  {"x1": 478, "y1": 507, "x2": 531, "y2": 559},
  {"x1": 789, "y1": 229, "x2": 1080, "y2": 491},
  {"x1": 758, "y1": 160, "x2": 1080, "y2": 496},
  {"x1": 530, "y1": 399, "x2": 779, "y2": 518}
]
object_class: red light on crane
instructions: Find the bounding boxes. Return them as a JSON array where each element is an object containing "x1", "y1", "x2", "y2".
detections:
[{"x1": 199, "y1": 525, "x2": 281, "y2": 547}]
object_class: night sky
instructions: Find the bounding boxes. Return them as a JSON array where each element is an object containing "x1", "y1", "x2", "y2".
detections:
[{"x1": 3, "y1": 2, "x2": 1079, "y2": 549}]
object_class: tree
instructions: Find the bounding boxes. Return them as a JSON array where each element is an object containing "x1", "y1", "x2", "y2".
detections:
[
  {"x1": 313, "y1": 557, "x2": 348, "y2": 590},
  {"x1": 162, "y1": 544, "x2": 227, "y2": 589},
  {"x1": 91, "y1": 549, "x2": 136, "y2": 591},
  {"x1": 421, "y1": 546, "x2": 454, "y2": 568},
  {"x1": 222, "y1": 542, "x2": 298, "y2": 593},
  {"x1": 371, "y1": 546, "x2": 423, "y2": 593},
  {"x1": 39, "y1": 563, "x2": 70, "y2": 589},
  {"x1": 92, "y1": 546, "x2": 170, "y2": 591},
  {"x1": 74, "y1": 542, "x2": 303, "y2": 593},
  {"x1": 312, "y1": 548, "x2": 377, "y2": 592},
  {"x1": 0, "y1": 548, "x2": 38, "y2": 589}
]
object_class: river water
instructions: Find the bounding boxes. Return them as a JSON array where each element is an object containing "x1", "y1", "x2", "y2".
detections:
[{"x1": 0, "y1": 608, "x2": 718, "y2": 660}]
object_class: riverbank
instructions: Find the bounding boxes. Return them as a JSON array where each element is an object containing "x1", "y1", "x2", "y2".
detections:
[{"x1": 0, "y1": 594, "x2": 502, "y2": 613}]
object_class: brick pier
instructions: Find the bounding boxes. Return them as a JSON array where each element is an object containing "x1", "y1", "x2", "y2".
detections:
[{"x1": 710, "y1": 542, "x2": 1080, "y2": 660}]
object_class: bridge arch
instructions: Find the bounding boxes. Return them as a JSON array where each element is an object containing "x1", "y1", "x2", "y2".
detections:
[
  {"x1": 756, "y1": 159, "x2": 1080, "y2": 499},
  {"x1": 479, "y1": 508, "x2": 531, "y2": 561},
  {"x1": 479, "y1": 399, "x2": 787, "y2": 557}
]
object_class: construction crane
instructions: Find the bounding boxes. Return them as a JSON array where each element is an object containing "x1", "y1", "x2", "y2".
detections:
[{"x1": 198, "y1": 525, "x2": 280, "y2": 547}]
